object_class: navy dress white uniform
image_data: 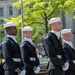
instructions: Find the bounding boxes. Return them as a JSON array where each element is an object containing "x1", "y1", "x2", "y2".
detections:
[
  {"x1": 43, "y1": 18, "x2": 69, "y2": 75},
  {"x1": 61, "y1": 29, "x2": 75, "y2": 75},
  {"x1": 20, "y1": 26, "x2": 40, "y2": 75},
  {"x1": 1, "y1": 22, "x2": 25, "y2": 75}
]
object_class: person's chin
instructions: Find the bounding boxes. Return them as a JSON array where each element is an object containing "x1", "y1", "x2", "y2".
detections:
[{"x1": 13, "y1": 34, "x2": 17, "y2": 36}]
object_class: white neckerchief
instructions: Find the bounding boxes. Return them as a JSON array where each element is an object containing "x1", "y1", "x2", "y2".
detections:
[
  {"x1": 63, "y1": 39, "x2": 74, "y2": 48},
  {"x1": 51, "y1": 30, "x2": 61, "y2": 39},
  {"x1": 6, "y1": 35, "x2": 17, "y2": 43},
  {"x1": 24, "y1": 38, "x2": 34, "y2": 45}
]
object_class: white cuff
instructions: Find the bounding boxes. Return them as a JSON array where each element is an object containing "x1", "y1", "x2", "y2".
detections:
[
  {"x1": 15, "y1": 68, "x2": 19, "y2": 72},
  {"x1": 19, "y1": 70, "x2": 26, "y2": 75}
]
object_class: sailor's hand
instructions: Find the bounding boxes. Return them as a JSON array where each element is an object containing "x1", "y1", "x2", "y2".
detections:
[
  {"x1": 62, "y1": 62, "x2": 69, "y2": 71},
  {"x1": 17, "y1": 69, "x2": 21, "y2": 75},
  {"x1": 34, "y1": 66, "x2": 40, "y2": 73}
]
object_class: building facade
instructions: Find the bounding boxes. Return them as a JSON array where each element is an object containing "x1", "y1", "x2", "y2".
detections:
[{"x1": 0, "y1": 0, "x2": 21, "y2": 24}]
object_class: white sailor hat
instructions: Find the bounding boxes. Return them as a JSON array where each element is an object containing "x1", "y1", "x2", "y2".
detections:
[
  {"x1": 4, "y1": 22, "x2": 16, "y2": 28},
  {"x1": 48, "y1": 17, "x2": 61, "y2": 24},
  {"x1": 61, "y1": 29, "x2": 71, "y2": 35},
  {"x1": 22, "y1": 26, "x2": 33, "y2": 31}
]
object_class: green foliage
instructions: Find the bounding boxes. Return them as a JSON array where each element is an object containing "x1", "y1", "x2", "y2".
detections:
[
  {"x1": 32, "y1": 24, "x2": 46, "y2": 44},
  {"x1": 16, "y1": 28, "x2": 21, "y2": 43},
  {"x1": 4, "y1": 0, "x2": 75, "y2": 44},
  {"x1": 0, "y1": 24, "x2": 5, "y2": 42}
]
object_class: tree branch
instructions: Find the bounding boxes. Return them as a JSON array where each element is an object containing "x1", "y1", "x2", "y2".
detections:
[
  {"x1": 28, "y1": 22, "x2": 45, "y2": 25},
  {"x1": 47, "y1": 4, "x2": 59, "y2": 20},
  {"x1": 47, "y1": 9, "x2": 55, "y2": 20},
  {"x1": 40, "y1": 14, "x2": 45, "y2": 19}
]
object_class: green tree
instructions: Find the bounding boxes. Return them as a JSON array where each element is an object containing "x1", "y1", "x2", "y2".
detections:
[
  {"x1": 13, "y1": 0, "x2": 75, "y2": 33},
  {"x1": 4, "y1": 0, "x2": 75, "y2": 44},
  {"x1": 0, "y1": 24, "x2": 5, "y2": 42}
]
